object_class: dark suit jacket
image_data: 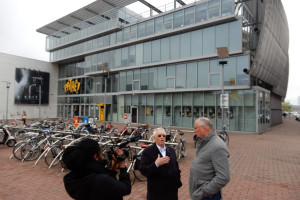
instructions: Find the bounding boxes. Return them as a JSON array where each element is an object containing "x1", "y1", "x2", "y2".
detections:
[{"x1": 140, "y1": 144, "x2": 182, "y2": 200}]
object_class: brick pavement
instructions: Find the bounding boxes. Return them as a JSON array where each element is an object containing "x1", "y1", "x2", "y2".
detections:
[{"x1": 0, "y1": 118, "x2": 299, "y2": 200}]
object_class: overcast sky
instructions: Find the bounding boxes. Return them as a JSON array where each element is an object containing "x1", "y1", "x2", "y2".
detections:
[{"x1": 0, "y1": 0, "x2": 299, "y2": 104}]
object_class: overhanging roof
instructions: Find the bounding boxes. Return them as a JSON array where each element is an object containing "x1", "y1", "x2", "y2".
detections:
[{"x1": 36, "y1": 0, "x2": 138, "y2": 35}]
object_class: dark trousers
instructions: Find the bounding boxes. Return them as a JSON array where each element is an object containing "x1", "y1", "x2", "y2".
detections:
[{"x1": 202, "y1": 192, "x2": 222, "y2": 200}]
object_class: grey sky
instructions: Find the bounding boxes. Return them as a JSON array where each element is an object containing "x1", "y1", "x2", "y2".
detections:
[{"x1": 0, "y1": 0, "x2": 298, "y2": 104}]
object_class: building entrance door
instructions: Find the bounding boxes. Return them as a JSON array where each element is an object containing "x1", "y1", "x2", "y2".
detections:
[{"x1": 131, "y1": 106, "x2": 138, "y2": 123}]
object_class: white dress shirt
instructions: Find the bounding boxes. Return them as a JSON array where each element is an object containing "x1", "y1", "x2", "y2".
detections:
[{"x1": 156, "y1": 144, "x2": 166, "y2": 157}]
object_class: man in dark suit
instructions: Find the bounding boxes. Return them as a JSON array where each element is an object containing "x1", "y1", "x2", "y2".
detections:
[{"x1": 140, "y1": 128, "x2": 182, "y2": 200}]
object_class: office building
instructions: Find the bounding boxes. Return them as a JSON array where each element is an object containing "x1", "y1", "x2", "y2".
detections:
[{"x1": 37, "y1": 0, "x2": 289, "y2": 133}]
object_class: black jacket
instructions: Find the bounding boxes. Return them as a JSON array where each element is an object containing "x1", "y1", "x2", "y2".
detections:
[
  {"x1": 63, "y1": 160, "x2": 131, "y2": 200},
  {"x1": 140, "y1": 144, "x2": 182, "y2": 200}
]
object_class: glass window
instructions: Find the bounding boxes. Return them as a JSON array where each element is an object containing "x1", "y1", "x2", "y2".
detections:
[
  {"x1": 229, "y1": 90, "x2": 244, "y2": 131},
  {"x1": 96, "y1": 37, "x2": 103, "y2": 49},
  {"x1": 224, "y1": 57, "x2": 236, "y2": 86},
  {"x1": 163, "y1": 94, "x2": 172, "y2": 126},
  {"x1": 173, "y1": 93, "x2": 182, "y2": 127},
  {"x1": 193, "y1": 92, "x2": 204, "y2": 118},
  {"x1": 191, "y1": 30, "x2": 202, "y2": 57},
  {"x1": 180, "y1": 32, "x2": 191, "y2": 58},
  {"x1": 155, "y1": 94, "x2": 163, "y2": 125},
  {"x1": 222, "y1": 0, "x2": 233, "y2": 16},
  {"x1": 210, "y1": 59, "x2": 220, "y2": 73},
  {"x1": 166, "y1": 65, "x2": 175, "y2": 89},
  {"x1": 203, "y1": 26, "x2": 215, "y2": 55},
  {"x1": 244, "y1": 90, "x2": 256, "y2": 132},
  {"x1": 123, "y1": 27, "x2": 130, "y2": 42},
  {"x1": 103, "y1": 35, "x2": 109, "y2": 47},
  {"x1": 136, "y1": 43, "x2": 143, "y2": 65},
  {"x1": 170, "y1": 35, "x2": 180, "y2": 60},
  {"x1": 164, "y1": 14, "x2": 173, "y2": 31},
  {"x1": 129, "y1": 45, "x2": 136, "y2": 66},
  {"x1": 115, "y1": 49, "x2": 121, "y2": 68},
  {"x1": 184, "y1": 7, "x2": 195, "y2": 26},
  {"x1": 237, "y1": 55, "x2": 249, "y2": 85},
  {"x1": 133, "y1": 80, "x2": 140, "y2": 90},
  {"x1": 210, "y1": 74, "x2": 220, "y2": 86},
  {"x1": 139, "y1": 94, "x2": 146, "y2": 124},
  {"x1": 146, "y1": 94, "x2": 154, "y2": 124},
  {"x1": 111, "y1": 74, "x2": 119, "y2": 92},
  {"x1": 204, "y1": 92, "x2": 216, "y2": 124},
  {"x1": 155, "y1": 17, "x2": 163, "y2": 34},
  {"x1": 119, "y1": 71, "x2": 126, "y2": 91},
  {"x1": 195, "y1": 3, "x2": 207, "y2": 22},
  {"x1": 121, "y1": 47, "x2": 128, "y2": 67},
  {"x1": 152, "y1": 39, "x2": 161, "y2": 62},
  {"x1": 157, "y1": 66, "x2": 166, "y2": 89},
  {"x1": 118, "y1": 95, "x2": 124, "y2": 122},
  {"x1": 187, "y1": 62, "x2": 197, "y2": 88},
  {"x1": 161, "y1": 37, "x2": 170, "y2": 61},
  {"x1": 145, "y1": 20, "x2": 154, "y2": 36},
  {"x1": 109, "y1": 50, "x2": 115, "y2": 69},
  {"x1": 134, "y1": 69, "x2": 140, "y2": 80},
  {"x1": 198, "y1": 61, "x2": 209, "y2": 87},
  {"x1": 174, "y1": 10, "x2": 184, "y2": 29},
  {"x1": 229, "y1": 20, "x2": 242, "y2": 52},
  {"x1": 176, "y1": 64, "x2": 186, "y2": 88},
  {"x1": 167, "y1": 65, "x2": 175, "y2": 77},
  {"x1": 130, "y1": 25, "x2": 137, "y2": 40},
  {"x1": 110, "y1": 33, "x2": 116, "y2": 45},
  {"x1": 141, "y1": 68, "x2": 148, "y2": 90},
  {"x1": 117, "y1": 31, "x2": 123, "y2": 43},
  {"x1": 138, "y1": 23, "x2": 145, "y2": 38},
  {"x1": 216, "y1": 23, "x2": 228, "y2": 48},
  {"x1": 208, "y1": 0, "x2": 220, "y2": 19},
  {"x1": 126, "y1": 70, "x2": 133, "y2": 91},
  {"x1": 148, "y1": 68, "x2": 157, "y2": 90},
  {"x1": 183, "y1": 93, "x2": 193, "y2": 127},
  {"x1": 143, "y1": 42, "x2": 151, "y2": 64}
]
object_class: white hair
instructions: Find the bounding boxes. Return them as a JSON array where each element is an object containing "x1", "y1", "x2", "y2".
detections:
[{"x1": 152, "y1": 127, "x2": 166, "y2": 137}]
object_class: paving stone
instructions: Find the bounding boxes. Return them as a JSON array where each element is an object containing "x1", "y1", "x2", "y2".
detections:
[{"x1": 0, "y1": 118, "x2": 299, "y2": 199}]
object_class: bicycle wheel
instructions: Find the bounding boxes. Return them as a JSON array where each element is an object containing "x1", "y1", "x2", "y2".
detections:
[
  {"x1": 175, "y1": 144, "x2": 181, "y2": 161},
  {"x1": 7, "y1": 139, "x2": 17, "y2": 147},
  {"x1": 21, "y1": 142, "x2": 41, "y2": 161},
  {"x1": 180, "y1": 140, "x2": 187, "y2": 158},
  {"x1": 45, "y1": 146, "x2": 62, "y2": 166},
  {"x1": 127, "y1": 164, "x2": 136, "y2": 186},
  {"x1": 133, "y1": 156, "x2": 146, "y2": 182},
  {"x1": 12, "y1": 141, "x2": 26, "y2": 160},
  {"x1": 14, "y1": 130, "x2": 26, "y2": 140}
]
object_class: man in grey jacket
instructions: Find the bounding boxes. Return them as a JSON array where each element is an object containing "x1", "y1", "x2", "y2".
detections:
[{"x1": 189, "y1": 117, "x2": 230, "y2": 200}]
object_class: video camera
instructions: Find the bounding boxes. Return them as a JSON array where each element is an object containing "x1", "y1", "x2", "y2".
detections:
[{"x1": 107, "y1": 136, "x2": 142, "y2": 161}]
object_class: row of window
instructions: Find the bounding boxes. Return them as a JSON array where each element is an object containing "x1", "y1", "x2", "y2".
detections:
[
  {"x1": 57, "y1": 19, "x2": 242, "y2": 79},
  {"x1": 50, "y1": 0, "x2": 235, "y2": 62},
  {"x1": 85, "y1": 20, "x2": 241, "y2": 73},
  {"x1": 58, "y1": 54, "x2": 249, "y2": 95},
  {"x1": 46, "y1": 9, "x2": 118, "y2": 50},
  {"x1": 57, "y1": 89, "x2": 260, "y2": 132}
]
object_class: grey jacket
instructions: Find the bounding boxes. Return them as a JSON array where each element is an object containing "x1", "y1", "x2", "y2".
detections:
[{"x1": 189, "y1": 130, "x2": 230, "y2": 200}]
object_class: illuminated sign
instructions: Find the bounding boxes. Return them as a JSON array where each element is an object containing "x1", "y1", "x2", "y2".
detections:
[{"x1": 64, "y1": 79, "x2": 80, "y2": 93}]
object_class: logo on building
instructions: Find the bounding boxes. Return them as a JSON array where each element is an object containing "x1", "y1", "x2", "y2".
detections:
[{"x1": 64, "y1": 79, "x2": 80, "y2": 94}]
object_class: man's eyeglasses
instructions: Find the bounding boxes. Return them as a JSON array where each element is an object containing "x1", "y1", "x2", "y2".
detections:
[{"x1": 157, "y1": 134, "x2": 166, "y2": 138}]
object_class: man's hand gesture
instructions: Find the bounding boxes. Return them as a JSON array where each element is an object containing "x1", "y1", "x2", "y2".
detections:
[{"x1": 155, "y1": 154, "x2": 170, "y2": 166}]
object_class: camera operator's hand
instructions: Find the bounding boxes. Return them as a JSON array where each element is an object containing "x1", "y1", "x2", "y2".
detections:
[
  {"x1": 155, "y1": 154, "x2": 170, "y2": 166},
  {"x1": 112, "y1": 149, "x2": 126, "y2": 171}
]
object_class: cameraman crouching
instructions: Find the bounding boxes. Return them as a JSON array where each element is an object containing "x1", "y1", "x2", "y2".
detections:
[{"x1": 62, "y1": 138, "x2": 131, "y2": 200}]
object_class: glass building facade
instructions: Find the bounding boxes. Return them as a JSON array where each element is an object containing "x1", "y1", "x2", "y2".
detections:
[{"x1": 38, "y1": 0, "x2": 289, "y2": 133}]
